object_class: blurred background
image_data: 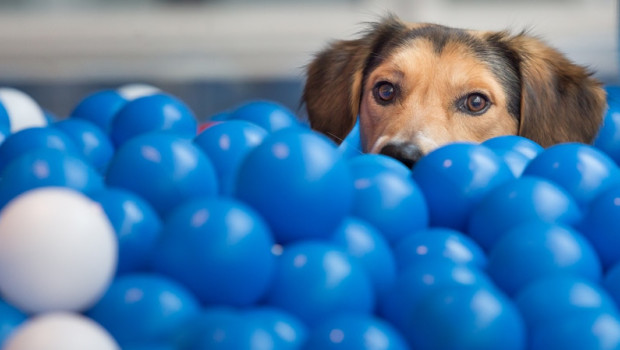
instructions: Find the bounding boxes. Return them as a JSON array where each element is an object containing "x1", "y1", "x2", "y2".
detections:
[{"x1": 0, "y1": 0, "x2": 616, "y2": 120}]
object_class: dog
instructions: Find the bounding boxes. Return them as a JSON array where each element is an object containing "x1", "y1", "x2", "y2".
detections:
[{"x1": 302, "y1": 15, "x2": 606, "y2": 168}]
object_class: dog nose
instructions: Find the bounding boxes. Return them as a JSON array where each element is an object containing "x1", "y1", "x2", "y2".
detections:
[{"x1": 379, "y1": 143, "x2": 424, "y2": 168}]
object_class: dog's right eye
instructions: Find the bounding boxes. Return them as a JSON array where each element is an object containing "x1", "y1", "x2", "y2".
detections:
[{"x1": 373, "y1": 82, "x2": 396, "y2": 104}]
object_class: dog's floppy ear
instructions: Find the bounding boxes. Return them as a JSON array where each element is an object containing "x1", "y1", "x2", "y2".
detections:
[
  {"x1": 498, "y1": 33, "x2": 606, "y2": 147},
  {"x1": 303, "y1": 16, "x2": 407, "y2": 143}
]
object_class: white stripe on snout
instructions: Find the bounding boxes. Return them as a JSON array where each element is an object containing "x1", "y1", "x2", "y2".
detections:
[
  {"x1": 369, "y1": 135, "x2": 390, "y2": 154},
  {"x1": 411, "y1": 131, "x2": 440, "y2": 153},
  {"x1": 370, "y1": 131, "x2": 440, "y2": 155}
]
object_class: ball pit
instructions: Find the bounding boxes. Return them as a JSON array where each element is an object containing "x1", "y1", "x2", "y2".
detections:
[{"x1": 1, "y1": 85, "x2": 620, "y2": 349}]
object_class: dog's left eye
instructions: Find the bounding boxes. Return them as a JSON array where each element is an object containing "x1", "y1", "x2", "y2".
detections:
[
  {"x1": 373, "y1": 82, "x2": 396, "y2": 104},
  {"x1": 459, "y1": 93, "x2": 490, "y2": 115}
]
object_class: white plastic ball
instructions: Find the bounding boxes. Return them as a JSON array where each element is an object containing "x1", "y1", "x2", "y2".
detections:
[
  {"x1": 0, "y1": 187, "x2": 117, "y2": 314},
  {"x1": 117, "y1": 84, "x2": 160, "y2": 101},
  {"x1": 3, "y1": 312, "x2": 120, "y2": 350},
  {"x1": 0, "y1": 88, "x2": 47, "y2": 133}
]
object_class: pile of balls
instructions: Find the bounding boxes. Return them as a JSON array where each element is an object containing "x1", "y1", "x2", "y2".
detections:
[{"x1": 0, "y1": 83, "x2": 619, "y2": 350}]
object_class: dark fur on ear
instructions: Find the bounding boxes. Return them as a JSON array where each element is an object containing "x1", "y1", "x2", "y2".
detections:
[
  {"x1": 303, "y1": 16, "x2": 407, "y2": 143},
  {"x1": 489, "y1": 32, "x2": 606, "y2": 147}
]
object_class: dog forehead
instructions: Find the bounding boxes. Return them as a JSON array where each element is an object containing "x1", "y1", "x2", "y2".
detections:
[
  {"x1": 370, "y1": 38, "x2": 492, "y2": 84},
  {"x1": 364, "y1": 24, "x2": 488, "y2": 76}
]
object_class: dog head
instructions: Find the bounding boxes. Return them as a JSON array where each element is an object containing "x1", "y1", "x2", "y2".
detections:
[{"x1": 303, "y1": 15, "x2": 606, "y2": 167}]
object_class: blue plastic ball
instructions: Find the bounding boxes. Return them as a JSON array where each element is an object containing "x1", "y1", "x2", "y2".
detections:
[
  {"x1": 0, "y1": 126, "x2": 80, "y2": 173},
  {"x1": 348, "y1": 153, "x2": 410, "y2": 178},
  {"x1": 0, "y1": 103, "x2": 10, "y2": 132},
  {"x1": 407, "y1": 285, "x2": 525, "y2": 350},
  {"x1": 523, "y1": 142, "x2": 620, "y2": 209},
  {"x1": 87, "y1": 273, "x2": 200, "y2": 346},
  {"x1": 393, "y1": 228, "x2": 487, "y2": 271},
  {"x1": 105, "y1": 133, "x2": 218, "y2": 216},
  {"x1": 411, "y1": 142, "x2": 514, "y2": 231},
  {"x1": 193, "y1": 120, "x2": 268, "y2": 195},
  {"x1": 243, "y1": 307, "x2": 308, "y2": 350},
  {"x1": 0, "y1": 299, "x2": 26, "y2": 347},
  {"x1": 379, "y1": 259, "x2": 493, "y2": 333},
  {"x1": 151, "y1": 198, "x2": 275, "y2": 307},
  {"x1": 189, "y1": 308, "x2": 279, "y2": 350},
  {"x1": 304, "y1": 313, "x2": 409, "y2": 350},
  {"x1": 468, "y1": 176, "x2": 582, "y2": 251},
  {"x1": 594, "y1": 102, "x2": 620, "y2": 166},
  {"x1": 110, "y1": 93, "x2": 197, "y2": 147},
  {"x1": 173, "y1": 307, "x2": 239, "y2": 349},
  {"x1": 0, "y1": 148, "x2": 104, "y2": 209},
  {"x1": 487, "y1": 221, "x2": 601, "y2": 296},
  {"x1": 487, "y1": 147, "x2": 532, "y2": 177},
  {"x1": 0, "y1": 124, "x2": 9, "y2": 148},
  {"x1": 482, "y1": 135, "x2": 543, "y2": 160},
  {"x1": 54, "y1": 118, "x2": 115, "y2": 173},
  {"x1": 266, "y1": 241, "x2": 374, "y2": 327},
  {"x1": 331, "y1": 217, "x2": 397, "y2": 296},
  {"x1": 515, "y1": 275, "x2": 618, "y2": 330},
  {"x1": 234, "y1": 129, "x2": 353, "y2": 243},
  {"x1": 607, "y1": 86, "x2": 620, "y2": 103},
  {"x1": 89, "y1": 188, "x2": 162, "y2": 275},
  {"x1": 529, "y1": 311, "x2": 620, "y2": 350},
  {"x1": 230, "y1": 100, "x2": 300, "y2": 133},
  {"x1": 70, "y1": 89, "x2": 128, "y2": 132},
  {"x1": 338, "y1": 118, "x2": 363, "y2": 159},
  {"x1": 348, "y1": 154, "x2": 428, "y2": 243},
  {"x1": 578, "y1": 184, "x2": 620, "y2": 268},
  {"x1": 602, "y1": 262, "x2": 620, "y2": 307}
]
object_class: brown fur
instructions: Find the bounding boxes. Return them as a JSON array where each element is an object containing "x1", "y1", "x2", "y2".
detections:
[{"x1": 303, "y1": 15, "x2": 606, "y2": 156}]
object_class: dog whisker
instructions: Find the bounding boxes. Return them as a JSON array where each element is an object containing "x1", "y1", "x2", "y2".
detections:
[{"x1": 326, "y1": 132, "x2": 345, "y2": 143}]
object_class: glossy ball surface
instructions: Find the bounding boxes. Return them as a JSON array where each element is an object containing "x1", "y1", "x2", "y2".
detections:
[
  {"x1": 523, "y1": 142, "x2": 620, "y2": 208},
  {"x1": 0, "y1": 126, "x2": 80, "y2": 173},
  {"x1": 411, "y1": 143, "x2": 514, "y2": 231},
  {"x1": 151, "y1": 198, "x2": 275, "y2": 307},
  {"x1": 110, "y1": 93, "x2": 197, "y2": 147},
  {"x1": 304, "y1": 313, "x2": 409, "y2": 350},
  {"x1": 243, "y1": 307, "x2": 308, "y2": 350},
  {"x1": 515, "y1": 275, "x2": 617, "y2": 330},
  {"x1": 349, "y1": 154, "x2": 428, "y2": 243},
  {"x1": 230, "y1": 100, "x2": 300, "y2": 133},
  {"x1": 393, "y1": 228, "x2": 487, "y2": 270},
  {"x1": 266, "y1": 242, "x2": 374, "y2": 326},
  {"x1": 468, "y1": 176, "x2": 582, "y2": 251},
  {"x1": 379, "y1": 259, "x2": 492, "y2": 333},
  {"x1": 331, "y1": 217, "x2": 397, "y2": 296},
  {"x1": 594, "y1": 102, "x2": 620, "y2": 166},
  {"x1": 407, "y1": 285, "x2": 525, "y2": 350},
  {"x1": 105, "y1": 133, "x2": 218, "y2": 216},
  {"x1": 487, "y1": 221, "x2": 601, "y2": 295},
  {"x1": 87, "y1": 274, "x2": 200, "y2": 346},
  {"x1": 578, "y1": 184, "x2": 620, "y2": 268},
  {"x1": 529, "y1": 312, "x2": 620, "y2": 350},
  {"x1": 89, "y1": 188, "x2": 162, "y2": 275},
  {"x1": 234, "y1": 129, "x2": 353, "y2": 243},
  {"x1": 70, "y1": 89, "x2": 128, "y2": 132},
  {"x1": 54, "y1": 118, "x2": 115, "y2": 173},
  {"x1": 0, "y1": 148, "x2": 104, "y2": 209},
  {"x1": 193, "y1": 120, "x2": 268, "y2": 195}
]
